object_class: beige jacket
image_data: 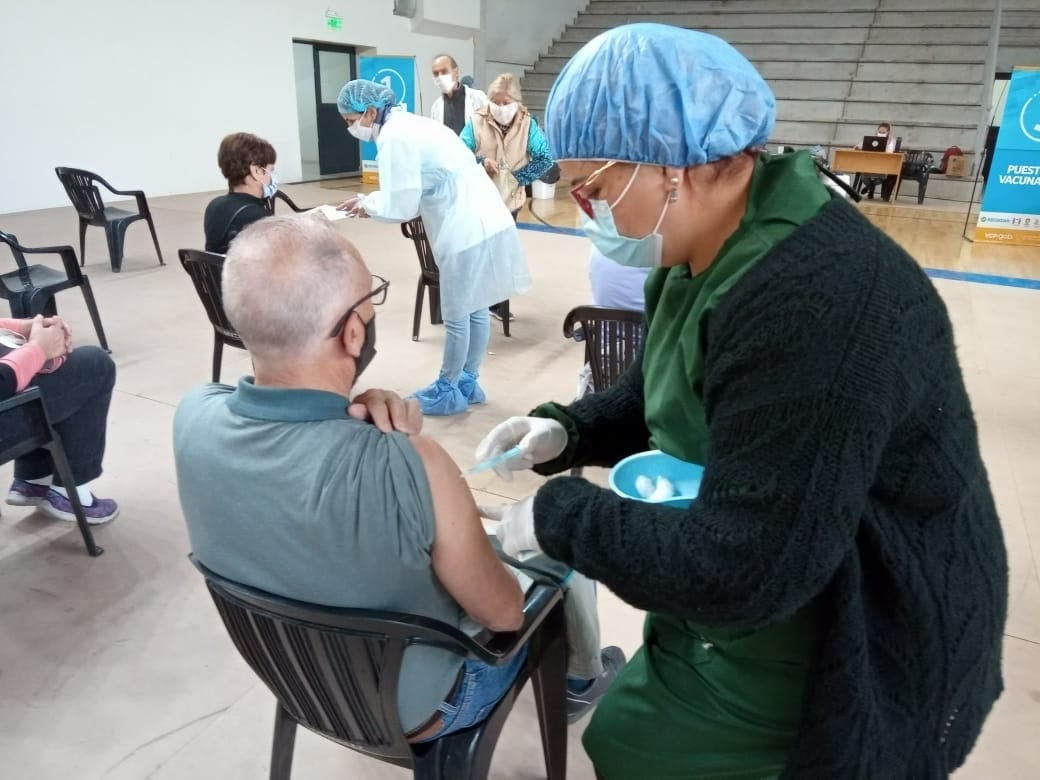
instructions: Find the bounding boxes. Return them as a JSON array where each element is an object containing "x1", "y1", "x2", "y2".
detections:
[{"x1": 470, "y1": 106, "x2": 532, "y2": 213}]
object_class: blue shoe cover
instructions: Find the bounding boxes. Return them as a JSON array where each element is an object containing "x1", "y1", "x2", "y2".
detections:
[
  {"x1": 411, "y1": 379, "x2": 468, "y2": 416},
  {"x1": 458, "y1": 370, "x2": 486, "y2": 405}
]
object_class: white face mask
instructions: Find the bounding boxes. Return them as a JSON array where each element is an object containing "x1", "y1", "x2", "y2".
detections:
[
  {"x1": 490, "y1": 102, "x2": 519, "y2": 126},
  {"x1": 582, "y1": 164, "x2": 670, "y2": 269},
  {"x1": 435, "y1": 74, "x2": 456, "y2": 94},
  {"x1": 348, "y1": 114, "x2": 379, "y2": 142}
]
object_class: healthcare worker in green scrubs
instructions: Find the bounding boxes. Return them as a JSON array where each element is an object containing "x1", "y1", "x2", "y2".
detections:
[{"x1": 476, "y1": 22, "x2": 1007, "y2": 780}]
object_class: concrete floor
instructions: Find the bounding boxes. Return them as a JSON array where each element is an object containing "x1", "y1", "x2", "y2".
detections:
[{"x1": 0, "y1": 184, "x2": 1038, "y2": 778}]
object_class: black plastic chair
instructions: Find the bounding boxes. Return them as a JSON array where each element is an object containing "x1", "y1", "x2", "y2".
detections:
[
  {"x1": 190, "y1": 554, "x2": 568, "y2": 779},
  {"x1": 0, "y1": 231, "x2": 109, "y2": 351},
  {"x1": 54, "y1": 167, "x2": 164, "y2": 272},
  {"x1": 0, "y1": 388, "x2": 103, "y2": 557},
  {"x1": 895, "y1": 150, "x2": 935, "y2": 205},
  {"x1": 178, "y1": 249, "x2": 245, "y2": 382},
  {"x1": 564, "y1": 306, "x2": 645, "y2": 392},
  {"x1": 564, "y1": 306, "x2": 646, "y2": 477},
  {"x1": 401, "y1": 218, "x2": 510, "y2": 341}
]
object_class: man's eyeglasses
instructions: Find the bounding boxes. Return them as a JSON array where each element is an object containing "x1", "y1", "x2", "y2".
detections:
[
  {"x1": 327, "y1": 274, "x2": 389, "y2": 339},
  {"x1": 569, "y1": 159, "x2": 618, "y2": 219}
]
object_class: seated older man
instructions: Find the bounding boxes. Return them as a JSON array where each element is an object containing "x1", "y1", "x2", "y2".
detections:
[{"x1": 173, "y1": 216, "x2": 622, "y2": 741}]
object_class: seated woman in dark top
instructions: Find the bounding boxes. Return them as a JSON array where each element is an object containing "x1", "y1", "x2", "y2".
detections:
[
  {"x1": 1, "y1": 315, "x2": 118, "y2": 524},
  {"x1": 203, "y1": 132, "x2": 278, "y2": 254}
]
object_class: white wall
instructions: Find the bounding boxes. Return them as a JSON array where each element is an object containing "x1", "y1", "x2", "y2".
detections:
[
  {"x1": 293, "y1": 43, "x2": 319, "y2": 167},
  {"x1": 477, "y1": 0, "x2": 587, "y2": 87},
  {"x1": 0, "y1": 0, "x2": 478, "y2": 213}
]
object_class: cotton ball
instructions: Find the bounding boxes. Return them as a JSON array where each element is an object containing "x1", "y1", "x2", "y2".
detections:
[
  {"x1": 635, "y1": 475, "x2": 655, "y2": 499},
  {"x1": 648, "y1": 476, "x2": 676, "y2": 502}
]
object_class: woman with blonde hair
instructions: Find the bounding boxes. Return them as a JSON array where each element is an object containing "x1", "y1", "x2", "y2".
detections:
[
  {"x1": 461, "y1": 74, "x2": 553, "y2": 320},
  {"x1": 461, "y1": 73, "x2": 554, "y2": 217}
]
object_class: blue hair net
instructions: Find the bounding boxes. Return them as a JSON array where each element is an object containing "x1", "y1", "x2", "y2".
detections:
[
  {"x1": 337, "y1": 79, "x2": 396, "y2": 115},
  {"x1": 545, "y1": 23, "x2": 776, "y2": 166}
]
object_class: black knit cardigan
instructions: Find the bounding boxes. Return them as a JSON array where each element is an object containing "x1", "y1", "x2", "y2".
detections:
[{"x1": 532, "y1": 197, "x2": 1008, "y2": 778}]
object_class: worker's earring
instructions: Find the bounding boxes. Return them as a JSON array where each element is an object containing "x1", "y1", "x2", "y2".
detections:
[{"x1": 669, "y1": 177, "x2": 680, "y2": 203}]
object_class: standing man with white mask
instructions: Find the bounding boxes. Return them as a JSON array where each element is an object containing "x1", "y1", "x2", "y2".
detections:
[{"x1": 429, "y1": 54, "x2": 487, "y2": 135}]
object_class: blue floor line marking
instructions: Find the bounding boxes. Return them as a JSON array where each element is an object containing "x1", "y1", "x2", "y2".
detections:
[{"x1": 516, "y1": 223, "x2": 1040, "y2": 291}]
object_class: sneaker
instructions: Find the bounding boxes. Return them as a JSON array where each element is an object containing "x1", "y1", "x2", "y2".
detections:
[
  {"x1": 38, "y1": 489, "x2": 119, "y2": 525},
  {"x1": 458, "y1": 370, "x2": 486, "y2": 405},
  {"x1": 6, "y1": 479, "x2": 50, "y2": 507},
  {"x1": 567, "y1": 646, "x2": 626, "y2": 724}
]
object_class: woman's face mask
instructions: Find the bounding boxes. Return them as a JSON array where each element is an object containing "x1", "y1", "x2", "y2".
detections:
[
  {"x1": 581, "y1": 164, "x2": 670, "y2": 269},
  {"x1": 257, "y1": 166, "x2": 278, "y2": 198},
  {"x1": 490, "y1": 101, "x2": 519, "y2": 126},
  {"x1": 347, "y1": 110, "x2": 380, "y2": 142}
]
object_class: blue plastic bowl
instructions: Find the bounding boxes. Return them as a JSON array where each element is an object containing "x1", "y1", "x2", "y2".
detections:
[{"x1": 608, "y1": 450, "x2": 704, "y2": 509}]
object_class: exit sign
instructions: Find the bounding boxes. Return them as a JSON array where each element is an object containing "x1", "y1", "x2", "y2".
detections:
[{"x1": 326, "y1": 10, "x2": 343, "y2": 30}]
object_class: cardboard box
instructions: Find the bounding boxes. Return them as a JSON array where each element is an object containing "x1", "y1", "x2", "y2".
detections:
[{"x1": 946, "y1": 155, "x2": 970, "y2": 177}]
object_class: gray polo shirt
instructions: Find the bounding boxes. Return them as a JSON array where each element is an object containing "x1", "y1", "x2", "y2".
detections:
[{"x1": 173, "y1": 379, "x2": 464, "y2": 732}]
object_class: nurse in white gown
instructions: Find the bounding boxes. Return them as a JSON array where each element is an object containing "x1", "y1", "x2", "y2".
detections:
[{"x1": 337, "y1": 79, "x2": 531, "y2": 416}]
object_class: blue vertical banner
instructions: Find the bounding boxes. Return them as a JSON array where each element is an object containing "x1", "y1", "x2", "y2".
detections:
[
  {"x1": 976, "y1": 67, "x2": 1040, "y2": 246},
  {"x1": 357, "y1": 56, "x2": 416, "y2": 184}
]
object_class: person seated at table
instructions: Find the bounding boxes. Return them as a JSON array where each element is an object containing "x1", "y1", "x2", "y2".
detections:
[
  {"x1": 173, "y1": 216, "x2": 623, "y2": 741},
  {"x1": 2, "y1": 315, "x2": 119, "y2": 524},
  {"x1": 855, "y1": 122, "x2": 898, "y2": 201},
  {"x1": 203, "y1": 132, "x2": 278, "y2": 254}
]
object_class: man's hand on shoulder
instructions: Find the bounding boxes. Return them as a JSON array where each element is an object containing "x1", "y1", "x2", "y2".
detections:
[{"x1": 348, "y1": 388, "x2": 423, "y2": 435}]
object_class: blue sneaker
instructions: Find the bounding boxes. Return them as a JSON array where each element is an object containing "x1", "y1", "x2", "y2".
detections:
[
  {"x1": 39, "y1": 489, "x2": 119, "y2": 525},
  {"x1": 6, "y1": 479, "x2": 50, "y2": 507},
  {"x1": 458, "y1": 370, "x2": 486, "y2": 405},
  {"x1": 410, "y1": 379, "x2": 468, "y2": 416}
]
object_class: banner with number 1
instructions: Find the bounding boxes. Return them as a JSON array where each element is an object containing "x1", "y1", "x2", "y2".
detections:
[{"x1": 358, "y1": 56, "x2": 417, "y2": 185}]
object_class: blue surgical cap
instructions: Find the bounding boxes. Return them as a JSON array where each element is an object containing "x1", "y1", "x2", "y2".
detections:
[
  {"x1": 337, "y1": 79, "x2": 396, "y2": 115},
  {"x1": 545, "y1": 23, "x2": 776, "y2": 167}
]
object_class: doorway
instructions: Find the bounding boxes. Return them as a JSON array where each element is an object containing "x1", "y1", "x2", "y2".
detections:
[{"x1": 293, "y1": 41, "x2": 360, "y2": 180}]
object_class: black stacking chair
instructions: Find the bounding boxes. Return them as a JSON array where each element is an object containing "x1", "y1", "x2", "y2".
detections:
[
  {"x1": 0, "y1": 388, "x2": 103, "y2": 556},
  {"x1": 190, "y1": 554, "x2": 568, "y2": 779},
  {"x1": 178, "y1": 249, "x2": 245, "y2": 382},
  {"x1": 564, "y1": 305, "x2": 645, "y2": 393},
  {"x1": 54, "y1": 167, "x2": 164, "y2": 273},
  {"x1": 563, "y1": 306, "x2": 646, "y2": 477},
  {"x1": 401, "y1": 218, "x2": 510, "y2": 340},
  {"x1": 895, "y1": 151, "x2": 936, "y2": 205},
  {"x1": 0, "y1": 231, "x2": 109, "y2": 351}
]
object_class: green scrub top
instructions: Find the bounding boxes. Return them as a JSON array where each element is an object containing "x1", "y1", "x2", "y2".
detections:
[{"x1": 584, "y1": 152, "x2": 831, "y2": 779}]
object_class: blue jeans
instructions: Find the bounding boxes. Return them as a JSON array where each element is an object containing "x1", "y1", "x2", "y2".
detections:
[
  {"x1": 414, "y1": 646, "x2": 528, "y2": 742},
  {"x1": 440, "y1": 308, "x2": 490, "y2": 384}
]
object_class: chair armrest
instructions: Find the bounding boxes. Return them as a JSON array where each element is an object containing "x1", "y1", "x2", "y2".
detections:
[
  {"x1": 465, "y1": 582, "x2": 564, "y2": 665},
  {"x1": 98, "y1": 178, "x2": 149, "y2": 211},
  {"x1": 12, "y1": 244, "x2": 82, "y2": 277},
  {"x1": 0, "y1": 386, "x2": 43, "y2": 414},
  {"x1": 93, "y1": 173, "x2": 138, "y2": 198},
  {"x1": 275, "y1": 190, "x2": 307, "y2": 212}
]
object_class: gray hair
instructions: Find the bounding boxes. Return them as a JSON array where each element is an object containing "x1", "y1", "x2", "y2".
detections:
[{"x1": 223, "y1": 215, "x2": 368, "y2": 360}]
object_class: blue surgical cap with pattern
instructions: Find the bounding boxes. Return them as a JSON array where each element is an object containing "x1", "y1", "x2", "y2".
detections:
[{"x1": 545, "y1": 23, "x2": 776, "y2": 166}]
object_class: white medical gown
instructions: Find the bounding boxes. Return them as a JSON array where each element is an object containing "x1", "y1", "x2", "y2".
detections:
[{"x1": 359, "y1": 109, "x2": 531, "y2": 322}]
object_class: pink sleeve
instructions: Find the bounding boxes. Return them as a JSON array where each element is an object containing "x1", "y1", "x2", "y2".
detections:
[
  {"x1": 0, "y1": 318, "x2": 26, "y2": 332},
  {"x1": 0, "y1": 344, "x2": 46, "y2": 392}
]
